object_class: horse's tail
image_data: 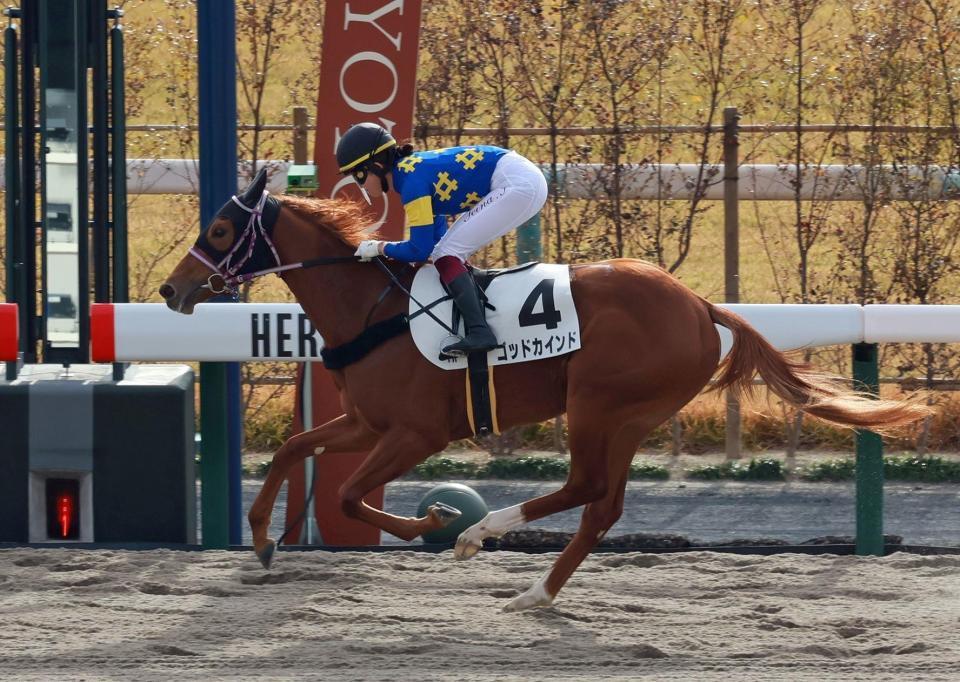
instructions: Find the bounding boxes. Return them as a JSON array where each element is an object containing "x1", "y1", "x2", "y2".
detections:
[{"x1": 706, "y1": 302, "x2": 930, "y2": 431}]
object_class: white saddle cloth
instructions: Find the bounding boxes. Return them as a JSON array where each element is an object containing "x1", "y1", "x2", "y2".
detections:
[{"x1": 409, "y1": 263, "x2": 582, "y2": 370}]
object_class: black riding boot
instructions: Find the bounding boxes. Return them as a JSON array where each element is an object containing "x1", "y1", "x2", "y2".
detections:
[{"x1": 443, "y1": 273, "x2": 498, "y2": 354}]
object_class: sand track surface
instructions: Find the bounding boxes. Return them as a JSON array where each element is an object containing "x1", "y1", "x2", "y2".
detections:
[{"x1": 1, "y1": 548, "x2": 958, "y2": 680}]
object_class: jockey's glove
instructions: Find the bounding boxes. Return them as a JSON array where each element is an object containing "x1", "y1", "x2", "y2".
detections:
[{"x1": 355, "y1": 240, "x2": 384, "y2": 261}]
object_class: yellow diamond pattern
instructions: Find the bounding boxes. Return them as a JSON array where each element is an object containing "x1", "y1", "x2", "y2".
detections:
[
  {"x1": 459, "y1": 192, "x2": 481, "y2": 210},
  {"x1": 433, "y1": 172, "x2": 458, "y2": 201},
  {"x1": 396, "y1": 155, "x2": 423, "y2": 173},
  {"x1": 455, "y1": 148, "x2": 484, "y2": 170}
]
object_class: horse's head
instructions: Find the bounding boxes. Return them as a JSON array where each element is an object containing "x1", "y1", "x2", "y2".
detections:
[{"x1": 160, "y1": 168, "x2": 281, "y2": 314}]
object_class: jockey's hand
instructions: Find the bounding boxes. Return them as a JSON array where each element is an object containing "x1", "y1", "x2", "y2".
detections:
[{"x1": 355, "y1": 240, "x2": 384, "y2": 261}]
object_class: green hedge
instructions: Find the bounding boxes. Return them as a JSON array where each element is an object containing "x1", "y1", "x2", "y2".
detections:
[
  {"x1": 799, "y1": 456, "x2": 960, "y2": 483},
  {"x1": 405, "y1": 456, "x2": 669, "y2": 481},
  {"x1": 884, "y1": 455, "x2": 960, "y2": 483},
  {"x1": 799, "y1": 459, "x2": 856, "y2": 482},
  {"x1": 685, "y1": 458, "x2": 786, "y2": 481},
  {"x1": 243, "y1": 454, "x2": 960, "y2": 483}
]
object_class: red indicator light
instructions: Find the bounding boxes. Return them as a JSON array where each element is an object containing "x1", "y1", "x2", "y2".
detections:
[
  {"x1": 45, "y1": 479, "x2": 80, "y2": 540},
  {"x1": 57, "y1": 493, "x2": 74, "y2": 538}
]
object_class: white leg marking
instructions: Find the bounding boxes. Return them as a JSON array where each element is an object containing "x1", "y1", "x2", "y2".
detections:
[
  {"x1": 314, "y1": 446, "x2": 326, "y2": 455},
  {"x1": 453, "y1": 503, "x2": 525, "y2": 560},
  {"x1": 503, "y1": 569, "x2": 555, "y2": 612}
]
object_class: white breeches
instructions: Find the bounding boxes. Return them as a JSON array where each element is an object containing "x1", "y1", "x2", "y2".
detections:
[{"x1": 430, "y1": 151, "x2": 548, "y2": 262}]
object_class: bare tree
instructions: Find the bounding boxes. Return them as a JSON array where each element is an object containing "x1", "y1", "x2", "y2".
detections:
[
  {"x1": 584, "y1": 1, "x2": 680, "y2": 258},
  {"x1": 506, "y1": 0, "x2": 592, "y2": 262},
  {"x1": 414, "y1": 0, "x2": 482, "y2": 148},
  {"x1": 886, "y1": 0, "x2": 960, "y2": 453},
  {"x1": 827, "y1": 1, "x2": 916, "y2": 306},
  {"x1": 754, "y1": 0, "x2": 841, "y2": 460},
  {"x1": 667, "y1": 0, "x2": 744, "y2": 274}
]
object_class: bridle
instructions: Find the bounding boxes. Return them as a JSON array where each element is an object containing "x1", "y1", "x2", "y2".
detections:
[{"x1": 188, "y1": 190, "x2": 359, "y2": 298}]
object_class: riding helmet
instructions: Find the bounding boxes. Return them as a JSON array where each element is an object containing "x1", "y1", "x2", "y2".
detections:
[{"x1": 336, "y1": 122, "x2": 397, "y2": 175}]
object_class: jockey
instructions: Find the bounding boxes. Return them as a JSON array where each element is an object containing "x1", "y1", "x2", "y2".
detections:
[{"x1": 335, "y1": 122, "x2": 548, "y2": 355}]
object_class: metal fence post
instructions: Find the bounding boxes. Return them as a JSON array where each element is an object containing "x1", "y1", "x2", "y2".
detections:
[
  {"x1": 723, "y1": 107, "x2": 742, "y2": 460},
  {"x1": 853, "y1": 342, "x2": 884, "y2": 555},
  {"x1": 293, "y1": 106, "x2": 308, "y2": 165}
]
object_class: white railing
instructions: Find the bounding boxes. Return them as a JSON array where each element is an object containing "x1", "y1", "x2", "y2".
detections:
[{"x1": 88, "y1": 302, "x2": 960, "y2": 363}]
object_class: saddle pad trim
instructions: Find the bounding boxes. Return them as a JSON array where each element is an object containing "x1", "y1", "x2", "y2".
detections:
[
  {"x1": 465, "y1": 370, "x2": 475, "y2": 435},
  {"x1": 488, "y1": 364, "x2": 500, "y2": 435}
]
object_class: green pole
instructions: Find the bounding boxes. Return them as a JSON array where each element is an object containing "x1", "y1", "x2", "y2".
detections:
[
  {"x1": 515, "y1": 213, "x2": 542, "y2": 263},
  {"x1": 200, "y1": 362, "x2": 230, "y2": 548},
  {"x1": 516, "y1": 167, "x2": 548, "y2": 264},
  {"x1": 852, "y1": 342, "x2": 884, "y2": 556}
]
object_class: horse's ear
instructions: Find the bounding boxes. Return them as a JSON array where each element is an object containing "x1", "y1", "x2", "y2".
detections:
[{"x1": 238, "y1": 168, "x2": 268, "y2": 207}]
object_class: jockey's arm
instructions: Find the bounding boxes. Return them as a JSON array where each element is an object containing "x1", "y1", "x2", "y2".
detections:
[{"x1": 382, "y1": 197, "x2": 444, "y2": 263}]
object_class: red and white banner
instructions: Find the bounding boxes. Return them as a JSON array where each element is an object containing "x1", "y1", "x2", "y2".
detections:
[
  {"x1": 303, "y1": 0, "x2": 424, "y2": 546},
  {"x1": 313, "y1": 0, "x2": 423, "y2": 240}
]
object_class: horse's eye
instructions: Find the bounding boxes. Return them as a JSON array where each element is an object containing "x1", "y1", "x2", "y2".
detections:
[{"x1": 212, "y1": 227, "x2": 227, "y2": 238}]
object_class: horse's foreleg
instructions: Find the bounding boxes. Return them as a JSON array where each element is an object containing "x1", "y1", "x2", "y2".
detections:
[
  {"x1": 338, "y1": 430, "x2": 453, "y2": 542},
  {"x1": 505, "y1": 465, "x2": 631, "y2": 612},
  {"x1": 503, "y1": 420, "x2": 650, "y2": 612},
  {"x1": 249, "y1": 412, "x2": 377, "y2": 565}
]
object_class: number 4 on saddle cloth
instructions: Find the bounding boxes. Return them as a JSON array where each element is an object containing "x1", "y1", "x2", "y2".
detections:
[
  {"x1": 409, "y1": 262, "x2": 582, "y2": 369},
  {"x1": 408, "y1": 262, "x2": 583, "y2": 436}
]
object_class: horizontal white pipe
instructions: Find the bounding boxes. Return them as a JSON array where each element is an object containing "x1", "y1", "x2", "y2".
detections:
[
  {"x1": 92, "y1": 303, "x2": 323, "y2": 362},
  {"x1": 89, "y1": 302, "x2": 960, "y2": 363},
  {"x1": 550, "y1": 163, "x2": 960, "y2": 201},
  {"x1": 716, "y1": 304, "x2": 862, "y2": 358},
  {"x1": 0, "y1": 159, "x2": 291, "y2": 195},
  {"x1": 122, "y1": 159, "x2": 291, "y2": 195},
  {"x1": 2, "y1": 159, "x2": 958, "y2": 200},
  {"x1": 864, "y1": 304, "x2": 960, "y2": 343}
]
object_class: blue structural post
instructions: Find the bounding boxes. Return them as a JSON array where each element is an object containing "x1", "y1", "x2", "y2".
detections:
[{"x1": 197, "y1": 0, "x2": 240, "y2": 549}]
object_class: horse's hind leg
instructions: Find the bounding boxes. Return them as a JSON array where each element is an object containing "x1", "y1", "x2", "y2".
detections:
[
  {"x1": 454, "y1": 409, "x2": 614, "y2": 559},
  {"x1": 502, "y1": 418, "x2": 652, "y2": 612}
]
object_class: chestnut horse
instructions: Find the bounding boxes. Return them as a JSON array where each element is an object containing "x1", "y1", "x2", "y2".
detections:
[{"x1": 160, "y1": 170, "x2": 926, "y2": 612}]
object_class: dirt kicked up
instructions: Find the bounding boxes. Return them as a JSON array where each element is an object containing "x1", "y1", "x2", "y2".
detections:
[{"x1": 1, "y1": 548, "x2": 958, "y2": 681}]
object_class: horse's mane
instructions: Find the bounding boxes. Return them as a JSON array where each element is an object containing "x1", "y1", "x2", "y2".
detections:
[{"x1": 278, "y1": 194, "x2": 374, "y2": 248}]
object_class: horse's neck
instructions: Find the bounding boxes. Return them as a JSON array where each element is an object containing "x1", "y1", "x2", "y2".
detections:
[{"x1": 276, "y1": 215, "x2": 390, "y2": 349}]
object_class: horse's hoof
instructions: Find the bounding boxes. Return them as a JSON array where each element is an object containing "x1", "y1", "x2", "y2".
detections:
[
  {"x1": 503, "y1": 583, "x2": 554, "y2": 612},
  {"x1": 255, "y1": 540, "x2": 276, "y2": 570},
  {"x1": 453, "y1": 535, "x2": 482, "y2": 560},
  {"x1": 428, "y1": 502, "x2": 462, "y2": 527}
]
